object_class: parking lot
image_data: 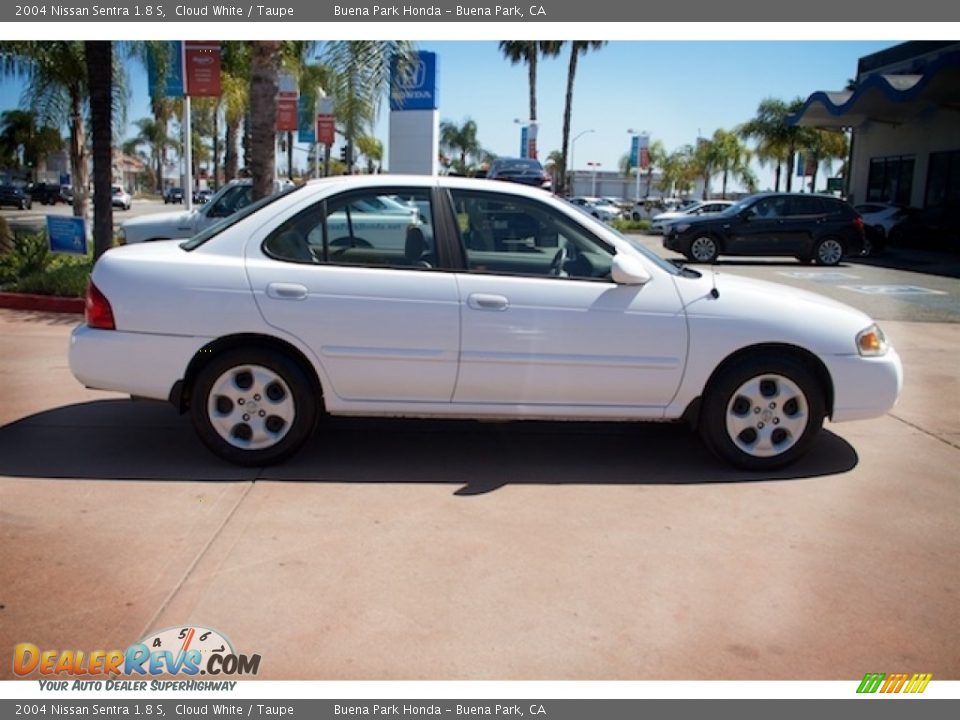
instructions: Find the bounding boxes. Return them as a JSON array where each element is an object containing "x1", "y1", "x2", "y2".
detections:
[{"x1": 1, "y1": 236, "x2": 958, "y2": 680}]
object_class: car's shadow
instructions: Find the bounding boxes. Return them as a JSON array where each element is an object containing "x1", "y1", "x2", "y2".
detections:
[{"x1": 0, "y1": 399, "x2": 858, "y2": 493}]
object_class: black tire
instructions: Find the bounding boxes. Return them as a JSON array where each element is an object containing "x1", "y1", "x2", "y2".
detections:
[
  {"x1": 688, "y1": 234, "x2": 720, "y2": 263},
  {"x1": 699, "y1": 354, "x2": 826, "y2": 471},
  {"x1": 813, "y1": 236, "x2": 844, "y2": 266},
  {"x1": 190, "y1": 348, "x2": 319, "y2": 466}
]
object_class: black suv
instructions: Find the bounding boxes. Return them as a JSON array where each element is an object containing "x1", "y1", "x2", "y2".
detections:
[
  {"x1": 487, "y1": 158, "x2": 552, "y2": 190},
  {"x1": 663, "y1": 193, "x2": 865, "y2": 265},
  {"x1": 26, "y1": 182, "x2": 65, "y2": 205},
  {"x1": 0, "y1": 185, "x2": 32, "y2": 210}
]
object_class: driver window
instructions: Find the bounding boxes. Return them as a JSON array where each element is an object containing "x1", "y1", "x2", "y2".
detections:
[
  {"x1": 750, "y1": 196, "x2": 788, "y2": 219},
  {"x1": 449, "y1": 190, "x2": 614, "y2": 280}
]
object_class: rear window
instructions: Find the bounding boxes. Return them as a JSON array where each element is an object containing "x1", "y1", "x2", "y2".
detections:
[{"x1": 180, "y1": 185, "x2": 302, "y2": 250}]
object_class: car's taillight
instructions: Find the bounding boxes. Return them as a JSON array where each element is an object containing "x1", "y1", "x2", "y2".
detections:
[
  {"x1": 85, "y1": 281, "x2": 115, "y2": 330},
  {"x1": 853, "y1": 216, "x2": 865, "y2": 233}
]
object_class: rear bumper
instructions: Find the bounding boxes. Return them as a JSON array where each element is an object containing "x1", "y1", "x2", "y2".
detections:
[{"x1": 69, "y1": 325, "x2": 209, "y2": 402}]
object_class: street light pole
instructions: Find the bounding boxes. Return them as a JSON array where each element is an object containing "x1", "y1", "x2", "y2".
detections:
[
  {"x1": 587, "y1": 161, "x2": 601, "y2": 196},
  {"x1": 570, "y1": 128, "x2": 595, "y2": 196}
]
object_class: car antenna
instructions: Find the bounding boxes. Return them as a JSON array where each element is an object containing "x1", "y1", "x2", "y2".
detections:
[{"x1": 710, "y1": 267, "x2": 719, "y2": 299}]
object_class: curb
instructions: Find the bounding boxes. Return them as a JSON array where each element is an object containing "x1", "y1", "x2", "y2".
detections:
[{"x1": 0, "y1": 292, "x2": 84, "y2": 314}]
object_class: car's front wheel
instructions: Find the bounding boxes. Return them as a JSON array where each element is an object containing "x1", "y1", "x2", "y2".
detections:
[
  {"x1": 687, "y1": 234, "x2": 719, "y2": 263},
  {"x1": 699, "y1": 354, "x2": 826, "y2": 471},
  {"x1": 190, "y1": 348, "x2": 319, "y2": 466}
]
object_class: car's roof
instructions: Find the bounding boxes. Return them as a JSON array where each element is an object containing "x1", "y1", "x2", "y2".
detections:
[{"x1": 302, "y1": 174, "x2": 555, "y2": 201}]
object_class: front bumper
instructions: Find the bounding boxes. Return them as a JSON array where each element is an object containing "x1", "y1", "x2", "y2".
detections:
[{"x1": 827, "y1": 347, "x2": 903, "y2": 422}]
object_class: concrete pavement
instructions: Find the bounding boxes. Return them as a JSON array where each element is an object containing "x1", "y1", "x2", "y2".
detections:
[{"x1": 0, "y1": 309, "x2": 957, "y2": 680}]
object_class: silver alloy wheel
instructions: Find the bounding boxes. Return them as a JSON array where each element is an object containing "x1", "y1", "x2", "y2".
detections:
[
  {"x1": 816, "y1": 238, "x2": 844, "y2": 265},
  {"x1": 690, "y1": 236, "x2": 717, "y2": 262},
  {"x1": 724, "y1": 374, "x2": 809, "y2": 458},
  {"x1": 207, "y1": 364, "x2": 296, "y2": 450}
]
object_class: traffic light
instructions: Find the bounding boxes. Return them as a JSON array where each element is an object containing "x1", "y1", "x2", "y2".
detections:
[{"x1": 339, "y1": 145, "x2": 348, "y2": 164}]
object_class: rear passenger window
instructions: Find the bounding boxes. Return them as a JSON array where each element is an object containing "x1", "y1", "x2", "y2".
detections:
[
  {"x1": 263, "y1": 189, "x2": 436, "y2": 269},
  {"x1": 787, "y1": 196, "x2": 826, "y2": 216}
]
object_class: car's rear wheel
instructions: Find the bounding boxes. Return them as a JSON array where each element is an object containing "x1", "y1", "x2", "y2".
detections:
[
  {"x1": 699, "y1": 354, "x2": 825, "y2": 471},
  {"x1": 813, "y1": 237, "x2": 844, "y2": 266},
  {"x1": 190, "y1": 348, "x2": 318, "y2": 466},
  {"x1": 688, "y1": 234, "x2": 719, "y2": 263}
]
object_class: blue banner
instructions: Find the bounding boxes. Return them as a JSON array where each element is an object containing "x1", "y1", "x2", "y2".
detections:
[
  {"x1": 47, "y1": 215, "x2": 87, "y2": 256},
  {"x1": 389, "y1": 51, "x2": 438, "y2": 111},
  {"x1": 629, "y1": 135, "x2": 639, "y2": 169},
  {"x1": 147, "y1": 41, "x2": 183, "y2": 98},
  {"x1": 297, "y1": 95, "x2": 316, "y2": 144},
  {"x1": 520, "y1": 126, "x2": 529, "y2": 159}
]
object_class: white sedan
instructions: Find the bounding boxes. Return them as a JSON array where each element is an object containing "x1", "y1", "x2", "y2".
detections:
[
  {"x1": 650, "y1": 200, "x2": 736, "y2": 233},
  {"x1": 70, "y1": 176, "x2": 902, "y2": 471}
]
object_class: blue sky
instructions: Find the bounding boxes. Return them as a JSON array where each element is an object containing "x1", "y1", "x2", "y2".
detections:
[{"x1": 1, "y1": 40, "x2": 895, "y2": 189}]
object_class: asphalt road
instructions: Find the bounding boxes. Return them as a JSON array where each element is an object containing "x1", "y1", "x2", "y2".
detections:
[{"x1": 0, "y1": 304, "x2": 957, "y2": 680}]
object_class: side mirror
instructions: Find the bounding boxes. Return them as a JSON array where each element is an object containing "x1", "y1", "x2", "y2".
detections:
[{"x1": 611, "y1": 253, "x2": 652, "y2": 286}]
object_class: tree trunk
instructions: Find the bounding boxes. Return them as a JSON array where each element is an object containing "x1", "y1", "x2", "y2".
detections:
[
  {"x1": 250, "y1": 41, "x2": 280, "y2": 200},
  {"x1": 225, "y1": 115, "x2": 240, "y2": 181},
  {"x1": 774, "y1": 161, "x2": 782, "y2": 192},
  {"x1": 85, "y1": 41, "x2": 113, "y2": 259},
  {"x1": 528, "y1": 52, "x2": 537, "y2": 123},
  {"x1": 286, "y1": 130, "x2": 294, "y2": 179},
  {"x1": 69, "y1": 94, "x2": 88, "y2": 219},
  {"x1": 213, "y1": 103, "x2": 220, "y2": 188},
  {"x1": 722, "y1": 169, "x2": 729, "y2": 199},
  {"x1": 560, "y1": 46, "x2": 578, "y2": 195},
  {"x1": 786, "y1": 148, "x2": 795, "y2": 192}
]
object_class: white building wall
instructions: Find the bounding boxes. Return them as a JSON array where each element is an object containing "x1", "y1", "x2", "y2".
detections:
[
  {"x1": 851, "y1": 110, "x2": 960, "y2": 207},
  {"x1": 388, "y1": 109, "x2": 439, "y2": 176}
]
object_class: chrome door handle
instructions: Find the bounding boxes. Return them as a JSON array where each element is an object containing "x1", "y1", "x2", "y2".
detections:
[
  {"x1": 467, "y1": 293, "x2": 509, "y2": 311},
  {"x1": 266, "y1": 282, "x2": 308, "y2": 300}
]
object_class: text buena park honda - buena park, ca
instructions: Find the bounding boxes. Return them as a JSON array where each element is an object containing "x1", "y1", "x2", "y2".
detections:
[{"x1": 334, "y1": 5, "x2": 547, "y2": 17}]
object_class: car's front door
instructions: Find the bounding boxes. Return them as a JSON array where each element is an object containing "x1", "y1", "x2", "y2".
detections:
[
  {"x1": 447, "y1": 189, "x2": 687, "y2": 409},
  {"x1": 729, "y1": 196, "x2": 788, "y2": 255},
  {"x1": 246, "y1": 186, "x2": 461, "y2": 404}
]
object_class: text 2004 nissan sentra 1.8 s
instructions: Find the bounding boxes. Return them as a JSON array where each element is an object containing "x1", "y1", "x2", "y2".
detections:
[{"x1": 69, "y1": 176, "x2": 902, "y2": 470}]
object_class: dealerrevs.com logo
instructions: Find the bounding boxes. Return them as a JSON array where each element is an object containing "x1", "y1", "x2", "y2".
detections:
[
  {"x1": 13, "y1": 625, "x2": 260, "y2": 686},
  {"x1": 857, "y1": 672, "x2": 933, "y2": 694}
]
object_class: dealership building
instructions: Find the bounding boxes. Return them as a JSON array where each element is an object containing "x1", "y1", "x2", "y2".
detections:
[{"x1": 792, "y1": 41, "x2": 960, "y2": 210}]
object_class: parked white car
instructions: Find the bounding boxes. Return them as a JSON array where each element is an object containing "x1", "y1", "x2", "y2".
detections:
[
  {"x1": 568, "y1": 196, "x2": 623, "y2": 222},
  {"x1": 71, "y1": 176, "x2": 902, "y2": 471},
  {"x1": 854, "y1": 203, "x2": 908, "y2": 254},
  {"x1": 111, "y1": 185, "x2": 132, "y2": 211},
  {"x1": 119, "y1": 179, "x2": 294, "y2": 244},
  {"x1": 651, "y1": 200, "x2": 736, "y2": 233}
]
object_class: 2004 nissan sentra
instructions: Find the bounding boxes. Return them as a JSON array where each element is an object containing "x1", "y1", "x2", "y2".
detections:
[{"x1": 70, "y1": 176, "x2": 902, "y2": 470}]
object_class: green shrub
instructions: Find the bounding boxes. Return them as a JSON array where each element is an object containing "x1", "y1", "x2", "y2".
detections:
[
  {"x1": 610, "y1": 218, "x2": 652, "y2": 233},
  {"x1": 0, "y1": 230, "x2": 92, "y2": 296},
  {"x1": 13, "y1": 259, "x2": 92, "y2": 298}
]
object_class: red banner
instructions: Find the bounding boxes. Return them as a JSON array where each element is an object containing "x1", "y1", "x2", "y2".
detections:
[
  {"x1": 184, "y1": 41, "x2": 220, "y2": 97},
  {"x1": 316, "y1": 114, "x2": 335, "y2": 146},
  {"x1": 276, "y1": 98, "x2": 298, "y2": 132}
]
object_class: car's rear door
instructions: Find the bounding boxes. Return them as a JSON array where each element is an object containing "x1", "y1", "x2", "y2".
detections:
[{"x1": 246, "y1": 184, "x2": 462, "y2": 404}]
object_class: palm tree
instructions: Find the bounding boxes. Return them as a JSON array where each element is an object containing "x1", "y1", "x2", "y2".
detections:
[
  {"x1": 220, "y1": 42, "x2": 251, "y2": 183},
  {"x1": 439, "y1": 118, "x2": 482, "y2": 174},
  {"x1": 1, "y1": 41, "x2": 90, "y2": 216},
  {"x1": 559, "y1": 41, "x2": 606, "y2": 194},
  {"x1": 801, "y1": 128, "x2": 848, "y2": 193},
  {"x1": 0, "y1": 109, "x2": 61, "y2": 174},
  {"x1": 319, "y1": 41, "x2": 415, "y2": 171},
  {"x1": 644, "y1": 140, "x2": 667, "y2": 198},
  {"x1": 498, "y1": 41, "x2": 562, "y2": 131},
  {"x1": 134, "y1": 42, "x2": 177, "y2": 193},
  {"x1": 132, "y1": 117, "x2": 176, "y2": 194},
  {"x1": 249, "y1": 41, "x2": 281, "y2": 200},
  {"x1": 711, "y1": 128, "x2": 754, "y2": 199},
  {"x1": 86, "y1": 41, "x2": 113, "y2": 259},
  {"x1": 739, "y1": 97, "x2": 806, "y2": 193},
  {"x1": 659, "y1": 145, "x2": 697, "y2": 198},
  {"x1": 692, "y1": 138, "x2": 719, "y2": 199},
  {"x1": 356, "y1": 135, "x2": 383, "y2": 174}
]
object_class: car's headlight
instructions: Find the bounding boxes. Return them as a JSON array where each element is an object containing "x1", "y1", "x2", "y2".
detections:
[
  {"x1": 673, "y1": 223, "x2": 690, "y2": 233},
  {"x1": 856, "y1": 323, "x2": 889, "y2": 356}
]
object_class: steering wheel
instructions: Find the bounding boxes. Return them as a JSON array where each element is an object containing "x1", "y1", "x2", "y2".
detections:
[{"x1": 550, "y1": 247, "x2": 568, "y2": 277}]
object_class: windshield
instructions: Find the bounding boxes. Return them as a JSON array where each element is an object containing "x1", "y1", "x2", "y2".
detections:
[
  {"x1": 181, "y1": 185, "x2": 303, "y2": 250},
  {"x1": 721, "y1": 196, "x2": 759, "y2": 216}
]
